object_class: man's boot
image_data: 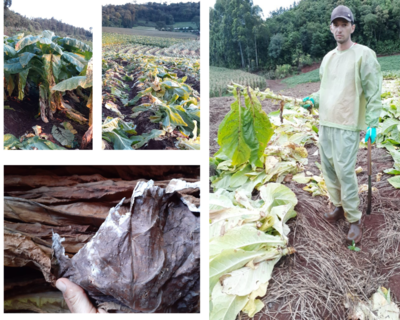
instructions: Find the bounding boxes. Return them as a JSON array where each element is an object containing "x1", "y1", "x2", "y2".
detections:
[
  {"x1": 323, "y1": 206, "x2": 345, "y2": 223},
  {"x1": 346, "y1": 219, "x2": 363, "y2": 243}
]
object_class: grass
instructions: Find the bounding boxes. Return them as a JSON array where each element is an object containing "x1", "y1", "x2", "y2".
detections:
[
  {"x1": 131, "y1": 26, "x2": 157, "y2": 31},
  {"x1": 102, "y1": 27, "x2": 197, "y2": 39},
  {"x1": 172, "y1": 22, "x2": 197, "y2": 29},
  {"x1": 135, "y1": 20, "x2": 198, "y2": 29},
  {"x1": 282, "y1": 54, "x2": 400, "y2": 87},
  {"x1": 210, "y1": 67, "x2": 267, "y2": 98},
  {"x1": 103, "y1": 32, "x2": 188, "y2": 48}
]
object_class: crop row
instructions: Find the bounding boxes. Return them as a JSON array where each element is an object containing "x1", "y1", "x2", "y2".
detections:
[
  {"x1": 102, "y1": 53, "x2": 200, "y2": 150},
  {"x1": 103, "y1": 32, "x2": 188, "y2": 48},
  {"x1": 210, "y1": 66, "x2": 267, "y2": 97},
  {"x1": 103, "y1": 41, "x2": 200, "y2": 59}
]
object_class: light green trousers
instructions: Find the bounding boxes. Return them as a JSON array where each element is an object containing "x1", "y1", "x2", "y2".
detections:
[{"x1": 318, "y1": 126, "x2": 362, "y2": 223}]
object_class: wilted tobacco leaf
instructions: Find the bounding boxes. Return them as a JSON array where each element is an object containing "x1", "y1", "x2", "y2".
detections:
[
  {"x1": 4, "y1": 292, "x2": 70, "y2": 313},
  {"x1": 62, "y1": 122, "x2": 78, "y2": 135},
  {"x1": 52, "y1": 180, "x2": 200, "y2": 313},
  {"x1": 52, "y1": 125, "x2": 75, "y2": 147},
  {"x1": 81, "y1": 125, "x2": 93, "y2": 150},
  {"x1": 105, "y1": 101, "x2": 124, "y2": 118}
]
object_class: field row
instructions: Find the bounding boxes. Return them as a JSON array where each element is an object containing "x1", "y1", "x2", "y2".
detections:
[
  {"x1": 105, "y1": 41, "x2": 200, "y2": 59},
  {"x1": 102, "y1": 50, "x2": 200, "y2": 150},
  {"x1": 210, "y1": 66, "x2": 267, "y2": 98},
  {"x1": 103, "y1": 32, "x2": 191, "y2": 48}
]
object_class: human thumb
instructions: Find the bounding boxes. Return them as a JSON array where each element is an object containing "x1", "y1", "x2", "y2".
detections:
[{"x1": 56, "y1": 278, "x2": 104, "y2": 313}]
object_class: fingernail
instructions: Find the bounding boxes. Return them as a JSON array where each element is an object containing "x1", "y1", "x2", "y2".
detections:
[{"x1": 56, "y1": 279, "x2": 67, "y2": 293}]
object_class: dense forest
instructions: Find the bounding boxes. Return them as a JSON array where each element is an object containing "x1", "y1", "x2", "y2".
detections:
[
  {"x1": 102, "y1": 2, "x2": 200, "y2": 29},
  {"x1": 210, "y1": 0, "x2": 400, "y2": 72}
]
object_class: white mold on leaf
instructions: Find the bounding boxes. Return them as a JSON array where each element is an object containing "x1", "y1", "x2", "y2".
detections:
[{"x1": 165, "y1": 179, "x2": 200, "y2": 193}]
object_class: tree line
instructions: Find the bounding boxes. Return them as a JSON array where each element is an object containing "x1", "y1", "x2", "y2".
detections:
[
  {"x1": 4, "y1": 2, "x2": 92, "y2": 40},
  {"x1": 102, "y1": 2, "x2": 200, "y2": 29},
  {"x1": 210, "y1": 0, "x2": 400, "y2": 72}
]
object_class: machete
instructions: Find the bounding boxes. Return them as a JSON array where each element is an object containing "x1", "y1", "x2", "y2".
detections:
[{"x1": 366, "y1": 137, "x2": 372, "y2": 215}]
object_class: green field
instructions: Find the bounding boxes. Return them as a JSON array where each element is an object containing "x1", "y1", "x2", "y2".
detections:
[
  {"x1": 282, "y1": 54, "x2": 400, "y2": 87},
  {"x1": 131, "y1": 26, "x2": 157, "y2": 31},
  {"x1": 135, "y1": 20, "x2": 198, "y2": 29},
  {"x1": 102, "y1": 27, "x2": 197, "y2": 39},
  {"x1": 210, "y1": 67, "x2": 267, "y2": 98},
  {"x1": 135, "y1": 19, "x2": 157, "y2": 27},
  {"x1": 173, "y1": 22, "x2": 198, "y2": 29}
]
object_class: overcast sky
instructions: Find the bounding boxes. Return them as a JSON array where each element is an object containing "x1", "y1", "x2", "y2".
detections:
[
  {"x1": 209, "y1": 0, "x2": 298, "y2": 19},
  {"x1": 10, "y1": 0, "x2": 97, "y2": 31},
  {"x1": 101, "y1": 0, "x2": 199, "y2": 5}
]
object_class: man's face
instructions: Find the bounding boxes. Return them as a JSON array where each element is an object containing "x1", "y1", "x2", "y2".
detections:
[{"x1": 330, "y1": 18, "x2": 355, "y2": 44}]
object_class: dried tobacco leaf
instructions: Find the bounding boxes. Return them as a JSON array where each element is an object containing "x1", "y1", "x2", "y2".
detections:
[
  {"x1": 52, "y1": 180, "x2": 200, "y2": 313},
  {"x1": 4, "y1": 198, "x2": 110, "y2": 227},
  {"x1": 4, "y1": 230, "x2": 55, "y2": 284},
  {"x1": 5, "y1": 221, "x2": 94, "y2": 254},
  {"x1": 4, "y1": 174, "x2": 108, "y2": 188},
  {"x1": 6, "y1": 179, "x2": 200, "y2": 204}
]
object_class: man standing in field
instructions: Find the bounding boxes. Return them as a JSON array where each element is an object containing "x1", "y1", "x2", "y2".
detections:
[{"x1": 302, "y1": 5, "x2": 382, "y2": 243}]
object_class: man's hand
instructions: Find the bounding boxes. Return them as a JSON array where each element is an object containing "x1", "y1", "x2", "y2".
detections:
[
  {"x1": 301, "y1": 96, "x2": 314, "y2": 108},
  {"x1": 365, "y1": 127, "x2": 377, "y2": 143},
  {"x1": 56, "y1": 278, "x2": 107, "y2": 313}
]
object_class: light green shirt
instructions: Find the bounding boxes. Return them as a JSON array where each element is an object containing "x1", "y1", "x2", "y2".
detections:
[{"x1": 311, "y1": 43, "x2": 382, "y2": 131}]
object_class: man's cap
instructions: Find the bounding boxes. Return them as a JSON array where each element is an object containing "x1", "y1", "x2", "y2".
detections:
[{"x1": 331, "y1": 5, "x2": 354, "y2": 23}]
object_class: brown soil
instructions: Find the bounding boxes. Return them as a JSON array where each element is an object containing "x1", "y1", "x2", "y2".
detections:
[
  {"x1": 4, "y1": 94, "x2": 92, "y2": 150},
  {"x1": 210, "y1": 82, "x2": 400, "y2": 319},
  {"x1": 301, "y1": 61, "x2": 321, "y2": 73},
  {"x1": 102, "y1": 59, "x2": 200, "y2": 150}
]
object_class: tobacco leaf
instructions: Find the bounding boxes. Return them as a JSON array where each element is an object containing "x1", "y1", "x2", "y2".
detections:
[
  {"x1": 4, "y1": 174, "x2": 108, "y2": 188},
  {"x1": 52, "y1": 181, "x2": 200, "y2": 313},
  {"x1": 81, "y1": 125, "x2": 93, "y2": 149},
  {"x1": 5, "y1": 221, "x2": 94, "y2": 254},
  {"x1": 4, "y1": 230, "x2": 56, "y2": 284},
  {"x1": 5, "y1": 198, "x2": 111, "y2": 227},
  {"x1": 4, "y1": 292, "x2": 70, "y2": 313},
  {"x1": 6, "y1": 179, "x2": 200, "y2": 204},
  {"x1": 3, "y1": 166, "x2": 200, "y2": 181}
]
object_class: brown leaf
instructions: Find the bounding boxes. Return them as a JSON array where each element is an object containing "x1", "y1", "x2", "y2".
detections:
[
  {"x1": 6, "y1": 179, "x2": 199, "y2": 204},
  {"x1": 52, "y1": 181, "x2": 200, "y2": 313},
  {"x1": 5, "y1": 198, "x2": 110, "y2": 227},
  {"x1": 284, "y1": 174, "x2": 293, "y2": 182},
  {"x1": 5, "y1": 221, "x2": 94, "y2": 254},
  {"x1": 4, "y1": 231, "x2": 55, "y2": 284},
  {"x1": 5, "y1": 174, "x2": 108, "y2": 189},
  {"x1": 81, "y1": 125, "x2": 93, "y2": 149}
]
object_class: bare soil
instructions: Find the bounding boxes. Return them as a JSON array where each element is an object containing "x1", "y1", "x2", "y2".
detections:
[
  {"x1": 4, "y1": 93, "x2": 92, "y2": 150},
  {"x1": 210, "y1": 81, "x2": 400, "y2": 319}
]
